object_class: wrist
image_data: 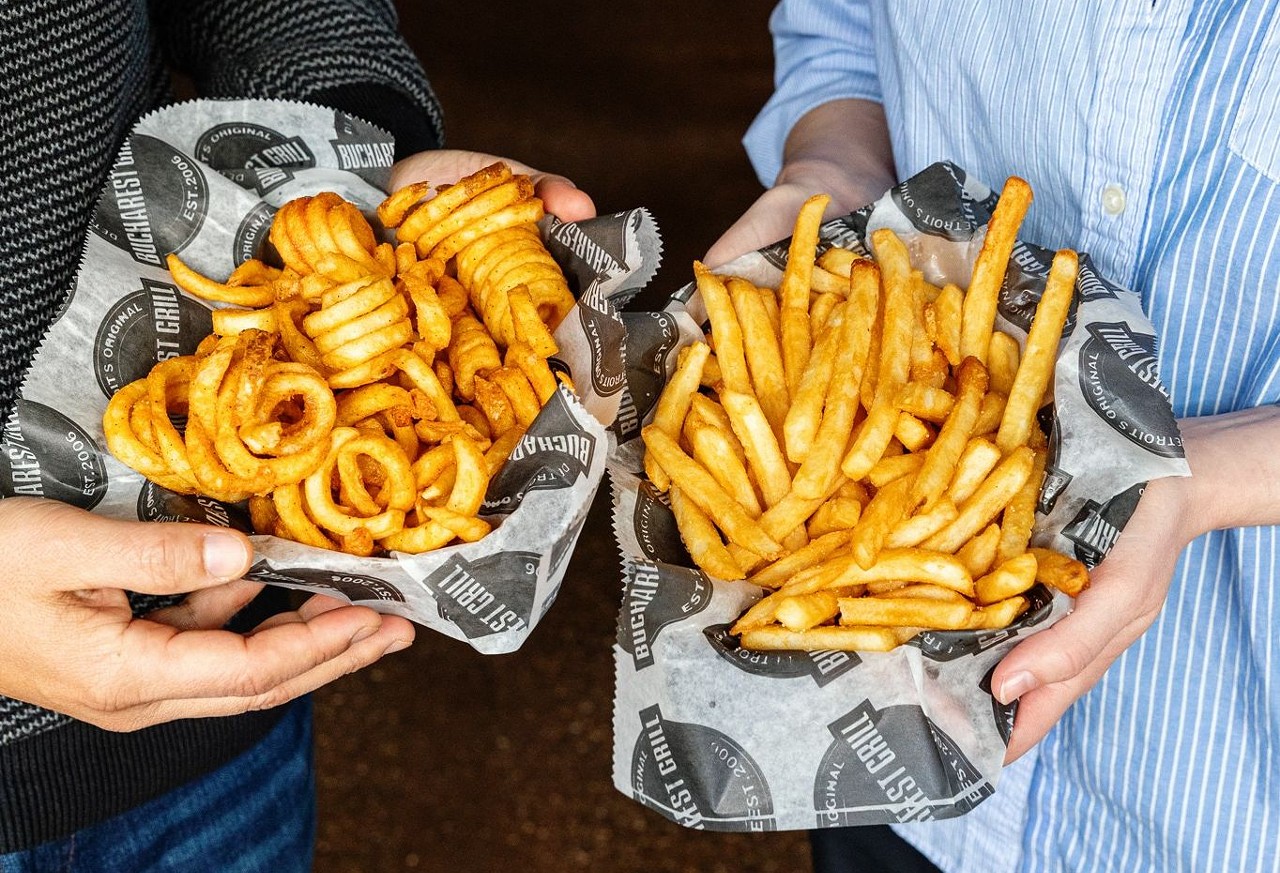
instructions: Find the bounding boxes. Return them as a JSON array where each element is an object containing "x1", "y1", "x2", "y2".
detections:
[{"x1": 1174, "y1": 406, "x2": 1280, "y2": 536}]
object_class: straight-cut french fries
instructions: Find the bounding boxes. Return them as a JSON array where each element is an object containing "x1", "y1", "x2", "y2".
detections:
[{"x1": 642, "y1": 176, "x2": 1091, "y2": 653}]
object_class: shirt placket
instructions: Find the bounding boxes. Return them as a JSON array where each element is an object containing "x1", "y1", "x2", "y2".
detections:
[{"x1": 1078, "y1": 1, "x2": 1192, "y2": 285}]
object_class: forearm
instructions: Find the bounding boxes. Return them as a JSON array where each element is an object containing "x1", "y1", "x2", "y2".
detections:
[
  {"x1": 776, "y1": 97, "x2": 896, "y2": 212},
  {"x1": 1179, "y1": 406, "x2": 1280, "y2": 535}
]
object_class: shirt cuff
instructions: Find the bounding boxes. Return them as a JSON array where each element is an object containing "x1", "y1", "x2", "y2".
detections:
[{"x1": 310, "y1": 83, "x2": 443, "y2": 161}]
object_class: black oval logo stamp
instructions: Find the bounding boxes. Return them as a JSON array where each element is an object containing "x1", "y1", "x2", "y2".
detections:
[
  {"x1": 233, "y1": 201, "x2": 277, "y2": 266},
  {"x1": 889, "y1": 162, "x2": 982, "y2": 242},
  {"x1": 703, "y1": 623, "x2": 860, "y2": 687},
  {"x1": 1061, "y1": 481, "x2": 1146, "y2": 567},
  {"x1": 137, "y1": 481, "x2": 252, "y2": 531},
  {"x1": 247, "y1": 561, "x2": 405, "y2": 603},
  {"x1": 631, "y1": 704, "x2": 775, "y2": 832},
  {"x1": 484, "y1": 388, "x2": 596, "y2": 514},
  {"x1": 577, "y1": 288, "x2": 628, "y2": 398},
  {"x1": 814, "y1": 700, "x2": 993, "y2": 827},
  {"x1": 91, "y1": 134, "x2": 208, "y2": 266},
  {"x1": 421, "y1": 551, "x2": 538, "y2": 638},
  {"x1": 618, "y1": 559, "x2": 711, "y2": 670},
  {"x1": 0, "y1": 401, "x2": 107, "y2": 510},
  {"x1": 615, "y1": 310, "x2": 681, "y2": 442},
  {"x1": 1078, "y1": 322, "x2": 1184, "y2": 458},
  {"x1": 93, "y1": 280, "x2": 213, "y2": 398}
]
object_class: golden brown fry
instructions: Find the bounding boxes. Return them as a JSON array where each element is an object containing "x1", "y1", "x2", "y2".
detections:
[
  {"x1": 779, "y1": 194, "x2": 829, "y2": 398},
  {"x1": 1029, "y1": 547, "x2": 1090, "y2": 596},
  {"x1": 987, "y1": 330, "x2": 1021, "y2": 396},
  {"x1": 728, "y1": 278, "x2": 788, "y2": 439},
  {"x1": 837, "y1": 595, "x2": 973, "y2": 630},
  {"x1": 747, "y1": 529, "x2": 851, "y2": 590},
  {"x1": 775, "y1": 591, "x2": 840, "y2": 632},
  {"x1": 997, "y1": 250, "x2": 1078, "y2": 453},
  {"x1": 955, "y1": 522, "x2": 1001, "y2": 578},
  {"x1": 924, "y1": 446, "x2": 1035, "y2": 553},
  {"x1": 974, "y1": 552, "x2": 1039, "y2": 606},
  {"x1": 721, "y1": 390, "x2": 792, "y2": 508},
  {"x1": 960, "y1": 176, "x2": 1033, "y2": 363},
  {"x1": 670, "y1": 486, "x2": 744, "y2": 581},
  {"x1": 642, "y1": 425, "x2": 783, "y2": 560},
  {"x1": 739, "y1": 625, "x2": 898, "y2": 653},
  {"x1": 913, "y1": 357, "x2": 988, "y2": 508},
  {"x1": 850, "y1": 473, "x2": 918, "y2": 569}
]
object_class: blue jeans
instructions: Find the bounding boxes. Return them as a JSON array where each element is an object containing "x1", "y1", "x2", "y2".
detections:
[{"x1": 0, "y1": 700, "x2": 315, "y2": 873}]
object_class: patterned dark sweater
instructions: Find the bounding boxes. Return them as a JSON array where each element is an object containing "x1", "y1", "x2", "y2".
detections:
[{"x1": 0, "y1": 0, "x2": 441, "y2": 851}]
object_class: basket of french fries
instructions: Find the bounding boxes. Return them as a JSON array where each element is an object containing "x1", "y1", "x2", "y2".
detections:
[
  {"x1": 2, "y1": 99, "x2": 659, "y2": 653},
  {"x1": 608, "y1": 162, "x2": 1189, "y2": 830}
]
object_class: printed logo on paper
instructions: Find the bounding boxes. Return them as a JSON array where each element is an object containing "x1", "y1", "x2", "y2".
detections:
[
  {"x1": 613, "y1": 311, "x2": 681, "y2": 442},
  {"x1": 631, "y1": 704, "x2": 775, "y2": 832},
  {"x1": 547, "y1": 212, "x2": 635, "y2": 301},
  {"x1": 577, "y1": 287, "x2": 628, "y2": 398},
  {"x1": 1078, "y1": 322, "x2": 1184, "y2": 458},
  {"x1": 1061, "y1": 482, "x2": 1146, "y2": 568},
  {"x1": 329, "y1": 111, "x2": 395, "y2": 190},
  {"x1": 813, "y1": 700, "x2": 993, "y2": 828},
  {"x1": 631, "y1": 481, "x2": 691, "y2": 566},
  {"x1": 889, "y1": 162, "x2": 980, "y2": 242},
  {"x1": 247, "y1": 561, "x2": 405, "y2": 603},
  {"x1": 817, "y1": 214, "x2": 872, "y2": 255},
  {"x1": 484, "y1": 388, "x2": 596, "y2": 514},
  {"x1": 422, "y1": 552, "x2": 538, "y2": 638},
  {"x1": 1038, "y1": 405, "x2": 1071, "y2": 515},
  {"x1": 137, "y1": 481, "x2": 251, "y2": 531},
  {"x1": 233, "y1": 201, "x2": 278, "y2": 266},
  {"x1": 93, "y1": 280, "x2": 213, "y2": 398},
  {"x1": 997, "y1": 242, "x2": 1077, "y2": 336},
  {"x1": 0, "y1": 401, "x2": 107, "y2": 510},
  {"x1": 759, "y1": 238, "x2": 791, "y2": 272},
  {"x1": 618, "y1": 559, "x2": 711, "y2": 671},
  {"x1": 194, "y1": 122, "x2": 315, "y2": 194},
  {"x1": 702, "y1": 623, "x2": 860, "y2": 687},
  {"x1": 91, "y1": 134, "x2": 209, "y2": 266},
  {"x1": 906, "y1": 584, "x2": 1054, "y2": 662}
]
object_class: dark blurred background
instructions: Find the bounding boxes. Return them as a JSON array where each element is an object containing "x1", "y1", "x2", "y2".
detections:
[{"x1": 310, "y1": 3, "x2": 813, "y2": 872}]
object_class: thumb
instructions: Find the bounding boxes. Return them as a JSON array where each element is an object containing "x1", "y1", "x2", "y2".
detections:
[
  {"x1": 531, "y1": 173, "x2": 596, "y2": 223},
  {"x1": 0, "y1": 498, "x2": 252, "y2": 596}
]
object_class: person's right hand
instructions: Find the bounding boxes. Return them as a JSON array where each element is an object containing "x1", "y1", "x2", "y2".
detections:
[
  {"x1": 0, "y1": 497, "x2": 413, "y2": 731},
  {"x1": 705, "y1": 99, "x2": 898, "y2": 268}
]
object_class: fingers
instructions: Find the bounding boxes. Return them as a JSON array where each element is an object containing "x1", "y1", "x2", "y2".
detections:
[
  {"x1": 388, "y1": 148, "x2": 594, "y2": 222},
  {"x1": 145, "y1": 579, "x2": 265, "y2": 631},
  {"x1": 703, "y1": 185, "x2": 813, "y2": 268},
  {"x1": 531, "y1": 174, "x2": 596, "y2": 222},
  {"x1": 89, "y1": 612, "x2": 413, "y2": 731},
  {"x1": 0, "y1": 498, "x2": 252, "y2": 596}
]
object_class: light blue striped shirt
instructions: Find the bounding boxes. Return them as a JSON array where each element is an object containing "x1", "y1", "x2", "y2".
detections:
[{"x1": 745, "y1": 2, "x2": 1280, "y2": 871}]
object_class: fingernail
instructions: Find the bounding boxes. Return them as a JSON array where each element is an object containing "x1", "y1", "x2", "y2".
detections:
[
  {"x1": 384, "y1": 639, "x2": 411, "y2": 654},
  {"x1": 203, "y1": 533, "x2": 248, "y2": 580},
  {"x1": 997, "y1": 671, "x2": 1037, "y2": 705},
  {"x1": 350, "y1": 625, "x2": 378, "y2": 645}
]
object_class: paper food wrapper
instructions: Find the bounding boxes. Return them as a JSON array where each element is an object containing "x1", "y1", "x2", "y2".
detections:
[
  {"x1": 609, "y1": 162, "x2": 1190, "y2": 830},
  {"x1": 2, "y1": 98, "x2": 661, "y2": 654}
]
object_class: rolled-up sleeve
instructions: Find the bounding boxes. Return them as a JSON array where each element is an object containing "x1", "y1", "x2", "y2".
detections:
[{"x1": 743, "y1": 0, "x2": 882, "y2": 186}]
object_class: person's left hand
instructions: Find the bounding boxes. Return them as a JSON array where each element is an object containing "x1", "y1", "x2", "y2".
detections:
[
  {"x1": 390, "y1": 149, "x2": 596, "y2": 224},
  {"x1": 993, "y1": 427, "x2": 1202, "y2": 762}
]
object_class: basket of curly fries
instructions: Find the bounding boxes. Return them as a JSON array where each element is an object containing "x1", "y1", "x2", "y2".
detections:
[
  {"x1": 2, "y1": 99, "x2": 659, "y2": 653},
  {"x1": 607, "y1": 162, "x2": 1189, "y2": 830}
]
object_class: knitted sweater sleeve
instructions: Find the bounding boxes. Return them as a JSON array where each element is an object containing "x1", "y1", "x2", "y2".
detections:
[{"x1": 150, "y1": 0, "x2": 445, "y2": 157}]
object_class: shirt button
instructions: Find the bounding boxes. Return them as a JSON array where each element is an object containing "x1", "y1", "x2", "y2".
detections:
[{"x1": 1101, "y1": 184, "x2": 1127, "y2": 215}]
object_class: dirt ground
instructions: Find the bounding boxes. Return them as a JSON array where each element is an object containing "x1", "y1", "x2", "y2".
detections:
[{"x1": 311, "y1": 2, "x2": 815, "y2": 872}]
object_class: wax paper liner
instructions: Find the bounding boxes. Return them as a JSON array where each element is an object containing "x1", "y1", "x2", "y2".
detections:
[
  {"x1": 1, "y1": 98, "x2": 662, "y2": 654},
  {"x1": 609, "y1": 161, "x2": 1190, "y2": 830}
]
